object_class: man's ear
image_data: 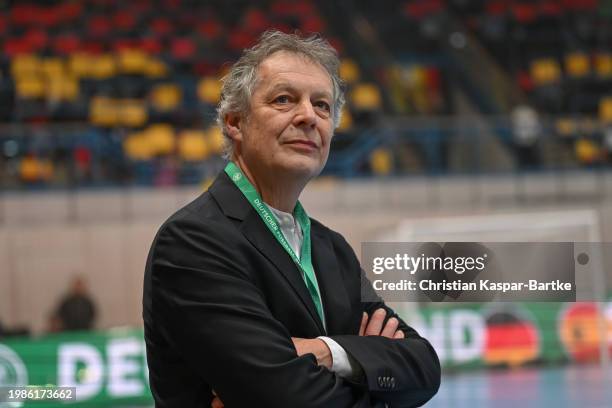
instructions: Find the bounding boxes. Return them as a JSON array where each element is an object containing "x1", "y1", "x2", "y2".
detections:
[{"x1": 224, "y1": 112, "x2": 243, "y2": 142}]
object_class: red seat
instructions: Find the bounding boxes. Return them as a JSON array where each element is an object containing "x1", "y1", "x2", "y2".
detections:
[
  {"x1": 53, "y1": 34, "x2": 80, "y2": 55},
  {"x1": 243, "y1": 9, "x2": 269, "y2": 32},
  {"x1": 140, "y1": 37, "x2": 163, "y2": 55},
  {"x1": 539, "y1": 1, "x2": 563, "y2": 16},
  {"x1": 114, "y1": 10, "x2": 137, "y2": 31},
  {"x1": 24, "y1": 29, "x2": 49, "y2": 52},
  {"x1": 197, "y1": 19, "x2": 222, "y2": 40},
  {"x1": 171, "y1": 37, "x2": 197, "y2": 60},
  {"x1": 228, "y1": 30, "x2": 257, "y2": 51},
  {"x1": 150, "y1": 18, "x2": 173, "y2": 37},
  {"x1": 512, "y1": 3, "x2": 537, "y2": 23},
  {"x1": 302, "y1": 15, "x2": 325, "y2": 33},
  {"x1": 4, "y1": 38, "x2": 32, "y2": 56},
  {"x1": 485, "y1": 1, "x2": 508, "y2": 16},
  {"x1": 89, "y1": 16, "x2": 112, "y2": 37}
]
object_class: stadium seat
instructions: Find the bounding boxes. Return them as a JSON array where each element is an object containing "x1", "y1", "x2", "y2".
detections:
[
  {"x1": 150, "y1": 84, "x2": 182, "y2": 112},
  {"x1": 350, "y1": 83, "x2": 383, "y2": 111},
  {"x1": 90, "y1": 55, "x2": 117, "y2": 79},
  {"x1": 370, "y1": 147, "x2": 393, "y2": 175},
  {"x1": 555, "y1": 118, "x2": 577, "y2": 137},
  {"x1": 600, "y1": 97, "x2": 612, "y2": 123},
  {"x1": 15, "y1": 77, "x2": 45, "y2": 99},
  {"x1": 339, "y1": 59, "x2": 360, "y2": 84},
  {"x1": 119, "y1": 99, "x2": 148, "y2": 127},
  {"x1": 11, "y1": 55, "x2": 40, "y2": 79},
  {"x1": 124, "y1": 132, "x2": 154, "y2": 161},
  {"x1": 207, "y1": 126, "x2": 225, "y2": 155},
  {"x1": 46, "y1": 76, "x2": 79, "y2": 102},
  {"x1": 147, "y1": 124, "x2": 176, "y2": 156},
  {"x1": 90, "y1": 96, "x2": 119, "y2": 127},
  {"x1": 565, "y1": 52, "x2": 590, "y2": 78},
  {"x1": 197, "y1": 77, "x2": 222, "y2": 104},
  {"x1": 337, "y1": 106, "x2": 353, "y2": 132},
  {"x1": 118, "y1": 49, "x2": 150, "y2": 74},
  {"x1": 595, "y1": 54, "x2": 612, "y2": 78},
  {"x1": 178, "y1": 130, "x2": 210, "y2": 161},
  {"x1": 144, "y1": 59, "x2": 169, "y2": 78},
  {"x1": 530, "y1": 58, "x2": 562, "y2": 86},
  {"x1": 575, "y1": 139, "x2": 600, "y2": 164}
]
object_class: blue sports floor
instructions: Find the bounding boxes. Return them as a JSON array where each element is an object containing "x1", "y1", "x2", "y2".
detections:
[{"x1": 427, "y1": 365, "x2": 612, "y2": 408}]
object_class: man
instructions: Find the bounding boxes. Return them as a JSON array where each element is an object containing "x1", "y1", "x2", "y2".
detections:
[
  {"x1": 143, "y1": 30, "x2": 440, "y2": 407},
  {"x1": 55, "y1": 276, "x2": 97, "y2": 331}
]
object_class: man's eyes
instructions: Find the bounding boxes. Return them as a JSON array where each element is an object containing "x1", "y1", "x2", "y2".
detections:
[
  {"x1": 273, "y1": 95, "x2": 291, "y2": 104},
  {"x1": 271, "y1": 95, "x2": 331, "y2": 112},
  {"x1": 314, "y1": 101, "x2": 331, "y2": 111}
]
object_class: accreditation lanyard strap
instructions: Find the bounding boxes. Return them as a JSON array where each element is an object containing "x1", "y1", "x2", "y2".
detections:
[{"x1": 224, "y1": 162, "x2": 325, "y2": 327}]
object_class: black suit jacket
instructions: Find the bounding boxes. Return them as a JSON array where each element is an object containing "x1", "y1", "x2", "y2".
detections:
[{"x1": 143, "y1": 171, "x2": 440, "y2": 407}]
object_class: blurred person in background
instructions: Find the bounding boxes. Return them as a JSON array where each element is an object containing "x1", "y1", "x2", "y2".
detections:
[
  {"x1": 144, "y1": 30, "x2": 440, "y2": 408},
  {"x1": 54, "y1": 276, "x2": 97, "y2": 331}
]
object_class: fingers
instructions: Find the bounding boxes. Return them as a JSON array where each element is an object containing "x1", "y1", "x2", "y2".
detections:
[
  {"x1": 359, "y1": 312, "x2": 368, "y2": 336},
  {"x1": 380, "y1": 317, "x2": 399, "y2": 338},
  {"x1": 211, "y1": 396, "x2": 224, "y2": 408},
  {"x1": 364, "y1": 308, "x2": 386, "y2": 336},
  {"x1": 393, "y1": 330, "x2": 405, "y2": 339}
]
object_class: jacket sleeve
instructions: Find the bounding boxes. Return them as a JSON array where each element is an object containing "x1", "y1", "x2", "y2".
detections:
[
  {"x1": 150, "y1": 217, "x2": 379, "y2": 408},
  {"x1": 327, "y1": 235, "x2": 441, "y2": 408}
]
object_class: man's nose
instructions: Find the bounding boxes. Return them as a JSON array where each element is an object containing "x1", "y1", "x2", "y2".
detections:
[{"x1": 293, "y1": 99, "x2": 317, "y2": 128}]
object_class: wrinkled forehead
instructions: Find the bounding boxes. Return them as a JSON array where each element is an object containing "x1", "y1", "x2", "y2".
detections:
[{"x1": 253, "y1": 51, "x2": 333, "y2": 94}]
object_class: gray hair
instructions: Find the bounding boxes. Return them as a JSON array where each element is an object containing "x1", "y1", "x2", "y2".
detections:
[{"x1": 216, "y1": 30, "x2": 345, "y2": 159}]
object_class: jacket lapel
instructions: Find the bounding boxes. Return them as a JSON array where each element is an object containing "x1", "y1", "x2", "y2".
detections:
[
  {"x1": 210, "y1": 172, "x2": 325, "y2": 335},
  {"x1": 311, "y1": 227, "x2": 352, "y2": 335}
]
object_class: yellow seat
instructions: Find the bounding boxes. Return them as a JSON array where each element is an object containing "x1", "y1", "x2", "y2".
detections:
[
  {"x1": 575, "y1": 139, "x2": 600, "y2": 164},
  {"x1": 19, "y1": 156, "x2": 40, "y2": 182},
  {"x1": 41, "y1": 57, "x2": 65, "y2": 79},
  {"x1": 11, "y1": 54, "x2": 40, "y2": 78},
  {"x1": 16, "y1": 77, "x2": 45, "y2": 99},
  {"x1": 90, "y1": 96, "x2": 118, "y2": 126},
  {"x1": 339, "y1": 59, "x2": 360, "y2": 84},
  {"x1": 206, "y1": 126, "x2": 225, "y2": 155},
  {"x1": 350, "y1": 83, "x2": 382, "y2": 111},
  {"x1": 530, "y1": 58, "x2": 561, "y2": 85},
  {"x1": 178, "y1": 130, "x2": 210, "y2": 161},
  {"x1": 90, "y1": 54, "x2": 117, "y2": 79},
  {"x1": 337, "y1": 106, "x2": 353, "y2": 131},
  {"x1": 144, "y1": 58, "x2": 168, "y2": 78},
  {"x1": 555, "y1": 118, "x2": 576, "y2": 137},
  {"x1": 38, "y1": 159, "x2": 54, "y2": 181},
  {"x1": 46, "y1": 75, "x2": 79, "y2": 102},
  {"x1": 120, "y1": 99, "x2": 148, "y2": 127},
  {"x1": 370, "y1": 147, "x2": 393, "y2": 176},
  {"x1": 68, "y1": 53, "x2": 92, "y2": 78},
  {"x1": 565, "y1": 52, "x2": 590, "y2": 78},
  {"x1": 118, "y1": 49, "x2": 149, "y2": 74},
  {"x1": 600, "y1": 97, "x2": 612, "y2": 123},
  {"x1": 151, "y1": 84, "x2": 182, "y2": 111},
  {"x1": 595, "y1": 53, "x2": 612, "y2": 78},
  {"x1": 197, "y1": 77, "x2": 222, "y2": 104},
  {"x1": 124, "y1": 132, "x2": 154, "y2": 161},
  {"x1": 146, "y1": 124, "x2": 175, "y2": 155}
]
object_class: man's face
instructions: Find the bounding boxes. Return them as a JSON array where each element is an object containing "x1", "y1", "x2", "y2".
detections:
[{"x1": 232, "y1": 51, "x2": 334, "y2": 181}]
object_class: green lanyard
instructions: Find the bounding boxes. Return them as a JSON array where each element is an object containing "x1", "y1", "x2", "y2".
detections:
[{"x1": 225, "y1": 162, "x2": 325, "y2": 328}]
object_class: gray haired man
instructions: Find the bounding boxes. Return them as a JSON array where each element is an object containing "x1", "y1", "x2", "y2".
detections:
[{"x1": 144, "y1": 30, "x2": 440, "y2": 407}]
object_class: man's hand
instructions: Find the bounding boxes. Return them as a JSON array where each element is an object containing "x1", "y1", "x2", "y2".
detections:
[
  {"x1": 359, "y1": 308, "x2": 405, "y2": 339},
  {"x1": 291, "y1": 337, "x2": 333, "y2": 369},
  {"x1": 210, "y1": 309, "x2": 404, "y2": 408}
]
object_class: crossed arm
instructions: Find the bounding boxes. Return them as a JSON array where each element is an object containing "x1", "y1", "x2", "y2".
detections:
[
  {"x1": 211, "y1": 309, "x2": 403, "y2": 407},
  {"x1": 152, "y1": 219, "x2": 440, "y2": 407}
]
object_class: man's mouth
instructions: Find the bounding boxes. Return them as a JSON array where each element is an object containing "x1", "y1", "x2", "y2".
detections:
[{"x1": 284, "y1": 140, "x2": 318, "y2": 149}]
